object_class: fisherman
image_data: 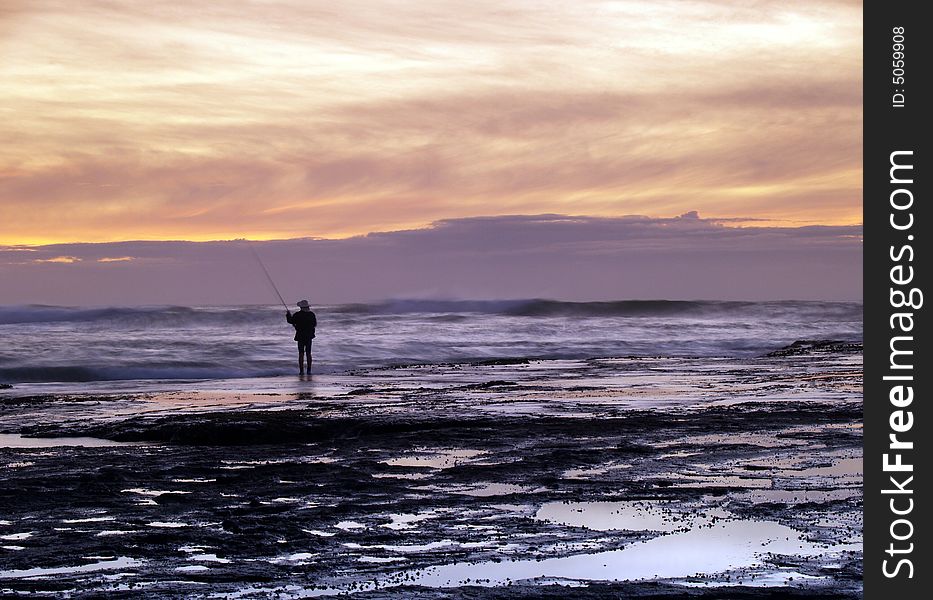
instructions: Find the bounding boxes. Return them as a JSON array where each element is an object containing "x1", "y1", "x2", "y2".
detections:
[{"x1": 286, "y1": 300, "x2": 317, "y2": 375}]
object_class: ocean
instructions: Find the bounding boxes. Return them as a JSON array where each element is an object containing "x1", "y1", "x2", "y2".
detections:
[{"x1": 0, "y1": 299, "x2": 862, "y2": 387}]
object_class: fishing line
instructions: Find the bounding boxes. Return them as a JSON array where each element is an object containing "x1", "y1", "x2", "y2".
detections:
[{"x1": 250, "y1": 246, "x2": 288, "y2": 310}]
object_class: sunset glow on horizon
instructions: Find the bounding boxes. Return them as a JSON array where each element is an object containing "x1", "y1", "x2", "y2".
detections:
[{"x1": 1, "y1": 0, "x2": 862, "y2": 246}]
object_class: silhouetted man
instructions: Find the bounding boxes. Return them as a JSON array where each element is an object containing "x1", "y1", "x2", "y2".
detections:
[{"x1": 286, "y1": 300, "x2": 316, "y2": 374}]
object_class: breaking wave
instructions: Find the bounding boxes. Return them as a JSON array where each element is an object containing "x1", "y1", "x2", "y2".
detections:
[
  {"x1": 0, "y1": 305, "x2": 271, "y2": 325},
  {"x1": 0, "y1": 299, "x2": 862, "y2": 386},
  {"x1": 0, "y1": 299, "x2": 859, "y2": 324},
  {"x1": 0, "y1": 365, "x2": 286, "y2": 383}
]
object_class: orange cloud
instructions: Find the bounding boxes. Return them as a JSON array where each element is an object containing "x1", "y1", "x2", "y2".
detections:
[
  {"x1": 97, "y1": 256, "x2": 135, "y2": 262},
  {"x1": 35, "y1": 256, "x2": 82, "y2": 264},
  {"x1": 0, "y1": 0, "x2": 861, "y2": 245}
]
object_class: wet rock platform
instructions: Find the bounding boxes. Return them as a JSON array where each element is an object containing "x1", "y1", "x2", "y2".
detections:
[{"x1": 0, "y1": 350, "x2": 862, "y2": 598}]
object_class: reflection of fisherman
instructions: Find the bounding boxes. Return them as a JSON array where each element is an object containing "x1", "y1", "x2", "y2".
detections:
[{"x1": 286, "y1": 300, "x2": 316, "y2": 375}]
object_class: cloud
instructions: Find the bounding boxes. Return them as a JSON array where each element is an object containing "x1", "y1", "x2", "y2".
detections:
[
  {"x1": 34, "y1": 255, "x2": 82, "y2": 264},
  {"x1": 0, "y1": 0, "x2": 861, "y2": 244},
  {"x1": 97, "y1": 256, "x2": 135, "y2": 262},
  {"x1": 0, "y1": 214, "x2": 862, "y2": 304}
]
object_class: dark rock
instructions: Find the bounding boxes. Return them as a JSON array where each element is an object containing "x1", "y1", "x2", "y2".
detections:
[
  {"x1": 221, "y1": 519, "x2": 242, "y2": 533},
  {"x1": 155, "y1": 492, "x2": 191, "y2": 504},
  {"x1": 765, "y1": 340, "x2": 862, "y2": 357},
  {"x1": 461, "y1": 380, "x2": 518, "y2": 390},
  {"x1": 474, "y1": 358, "x2": 531, "y2": 366},
  {"x1": 346, "y1": 387, "x2": 374, "y2": 395}
]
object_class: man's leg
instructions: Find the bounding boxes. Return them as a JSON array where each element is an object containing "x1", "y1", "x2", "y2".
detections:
[
  {"x1": 297, "y1": 342, "x2": 305, "y2": 374},
  {"x1": 305, "y1": 341, "x2": 313, "y2": 373}
]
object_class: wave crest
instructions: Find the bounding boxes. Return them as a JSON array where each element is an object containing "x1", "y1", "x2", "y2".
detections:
[{"x1": 0, "y1": 299, "x2": 862, "y2": 324}]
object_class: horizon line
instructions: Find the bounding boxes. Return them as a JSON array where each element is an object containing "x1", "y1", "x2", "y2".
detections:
[{"x1": 0, "y1": 297, "x2": 865, "y2": 309}]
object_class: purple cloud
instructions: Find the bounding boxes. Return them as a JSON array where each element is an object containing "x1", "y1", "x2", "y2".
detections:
[{"x1": 0, "y1": 214, "x2": 861, "y2": 305}]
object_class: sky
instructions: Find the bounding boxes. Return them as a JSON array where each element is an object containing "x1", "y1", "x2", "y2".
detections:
[{"x1": 0, "y1": 0, "x2": 862, "y2": 302}]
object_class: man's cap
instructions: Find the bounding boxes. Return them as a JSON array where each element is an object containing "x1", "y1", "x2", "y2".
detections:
[{"x1": 297, "y1": 300, "x2": 310, "y2": 308}]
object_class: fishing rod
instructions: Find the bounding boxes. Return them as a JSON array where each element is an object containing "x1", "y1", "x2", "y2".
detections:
[{"x1": 250, "y1": 246, "x2": 289, "y2": 311}]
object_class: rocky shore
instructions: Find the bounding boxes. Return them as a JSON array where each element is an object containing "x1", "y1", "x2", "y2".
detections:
[{"x1": 0, "y1": 344, "x2": 862, "y2": 598}]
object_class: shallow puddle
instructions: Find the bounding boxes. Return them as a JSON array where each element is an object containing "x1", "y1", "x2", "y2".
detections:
[
  {"x1": 416, "y1": 482, "x2": 534, "y2": 497},
  {"x1": 381, "y1": 511, "x2": 443, "y2": 531},
  {"x1": 0, "y1": 433, "x2": 143, "y2": 448},
  {"x1": 278, "y1": 518, "x2": 852, "y2": 596},
  {"x1": 123, "y1": 487, "x2": 191, "y2": 495},
  {"x1": 176, "y1": 565, "x2": 210, "y2": 572},
  {"x1": 381, "y1": 448, "x2": 487, "y2": 469},
  {"x1": 733, "y1": 488, "x2": 860, "y2": 504},
  {"x1": 62, "y1": 516, "x2": 115, "y2": 524},
  {"x1": 663, "y1": 432, "x2": 809, "y2": 449},
  {"x1": 793, "y1": 457, "x2": 862, "y2": 477},
  {"x1": 655, "y1": 472, "x2": 773, "y2": 489},
  {"x1": 534, "y1": 501, "x2": 716, "y2": 532},
  {"x1": 0, "y1": 557, "x2": 143, "y2": 579},
  {"x1": 402, "y1": 519, "x2": 841, "y2": 588},
  {"x1": 371, "y1": 472, "x2": 433, "y2": 480},
  {"x1": 376, "y1": 540, "x2": 458, "y2": 552},
  {"x1": 455, "y1": 483, "x2": 533, "y2": 497}
]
